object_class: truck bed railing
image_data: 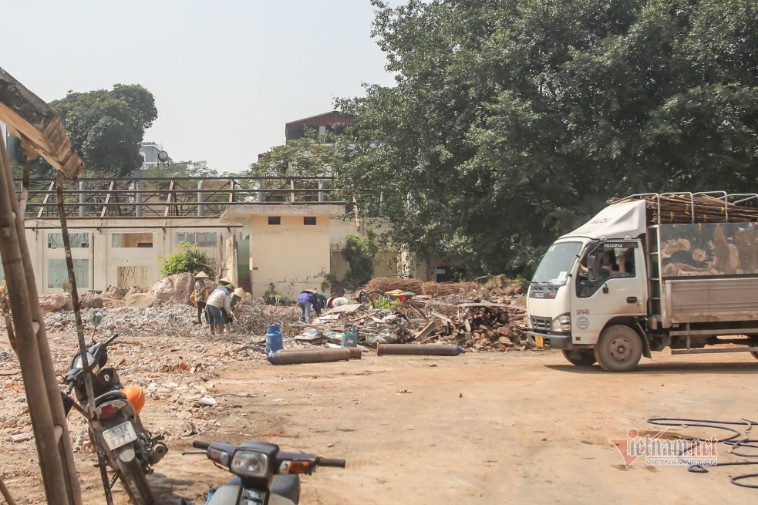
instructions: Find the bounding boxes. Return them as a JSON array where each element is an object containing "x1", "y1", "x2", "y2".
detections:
[{"x1": 615, "y1": 191, "x2": 758, "y2": 225}]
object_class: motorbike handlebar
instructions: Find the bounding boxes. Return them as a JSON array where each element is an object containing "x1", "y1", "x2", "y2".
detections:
[
  {"x1": 316, "y1": 457, "x2": 346, "y2": 468},
  {"x1": 103, "y1": 333, "x2": 120, "y2": 346},
  {"x1": 193, "y1": 440, "x2": 211, "y2": 450}
]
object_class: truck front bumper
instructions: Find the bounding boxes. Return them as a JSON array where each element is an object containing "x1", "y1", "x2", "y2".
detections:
[{"x1": 527, "y1": 331, "x2": 573, "y2": 350}]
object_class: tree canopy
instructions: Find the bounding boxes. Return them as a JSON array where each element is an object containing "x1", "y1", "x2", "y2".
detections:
[
  {"x1": 232, "y1": 134, "x2": 338, "y2": 200},
  {"x1": 248, "y1": 136, "x2": 337, "y2": 179},
  {"x1": 335, "y1": 0, "x2": 758, "y2": 277},
  {"x1": 50, "y1": 84, "x2": 157, "y2": 177}
]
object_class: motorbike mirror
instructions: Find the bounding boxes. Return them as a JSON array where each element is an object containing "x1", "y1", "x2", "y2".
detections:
[{"x1": 90, "y1": 311, "x2": 103, "y2": 327}]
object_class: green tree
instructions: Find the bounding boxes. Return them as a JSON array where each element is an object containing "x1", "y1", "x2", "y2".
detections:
[
  {"x1": 160, "y1": 242, "x2": 212, "y2": 278},
  {"x1": 140, "y1": 160, "x2": 219, "y2": 178},
  {"x1": 237, "y1": 135, "x2": 338, "y2": 201},
  {"x1": 336, "y1": 0, "x2": 758, "y2": 277},
  {"x1": 249, "y1": 136, "x2": 336, "y2": 178},
  {"x1": 342, "y1": 229, "x2": 380, "y2": 286},
  {"x1": 50, "y1": 84, "x2": 157, "y2": 177}
]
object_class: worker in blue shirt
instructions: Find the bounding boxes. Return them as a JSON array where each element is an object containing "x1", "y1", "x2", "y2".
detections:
[{"x1": 296, "y1": 289, "x2": 321, "y2": 323}]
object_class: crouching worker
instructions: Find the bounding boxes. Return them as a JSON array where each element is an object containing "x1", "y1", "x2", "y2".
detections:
[
  {"x1": 297, "y1": 289, "x2": 321, "y2": 323},
  {"x1": 206, "y1": 283, "x2": 233, "y2": 335}
]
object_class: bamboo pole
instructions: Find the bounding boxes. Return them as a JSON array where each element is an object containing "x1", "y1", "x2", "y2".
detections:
[
  {"x1": 0, "y1": 474, "x2": 18, "y2": 505},
  {"x1": 56, "y1": 171, "x2": 115, "y2": 505},
  {"x1": 0, "y1": 132, "x2": 81, "y2": 504}
]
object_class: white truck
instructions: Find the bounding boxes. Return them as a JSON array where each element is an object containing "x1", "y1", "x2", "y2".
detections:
[{"x1": 526, "y1": 192, "x2": 758, "y2": 371}]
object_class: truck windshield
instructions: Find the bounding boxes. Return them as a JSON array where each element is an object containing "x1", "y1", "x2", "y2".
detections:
[{"x1": 531, "y1": 241, "x2": 582, "y2": 286}]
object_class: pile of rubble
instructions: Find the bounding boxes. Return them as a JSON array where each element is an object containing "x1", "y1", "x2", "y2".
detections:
[
  {"x1": 295, "y1": 276, "x2": 529, "y2": 352},
  {"x1": 32, "y1": 275, "x2": 529, "y2": 354}
]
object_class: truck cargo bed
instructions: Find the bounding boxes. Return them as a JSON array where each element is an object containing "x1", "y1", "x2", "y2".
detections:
[{"x1": 663, "y1": 276, "x2": 758, "y2": 325}]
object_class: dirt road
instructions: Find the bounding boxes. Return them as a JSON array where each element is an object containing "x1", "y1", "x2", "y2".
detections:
[{"x1": 3, "y1": 337, "x2": 757, "y2": 505}]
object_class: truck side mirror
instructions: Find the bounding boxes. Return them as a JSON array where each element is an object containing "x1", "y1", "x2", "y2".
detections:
[{"x1": 587, "y1": 253, "x2": 598, "y2": 282}]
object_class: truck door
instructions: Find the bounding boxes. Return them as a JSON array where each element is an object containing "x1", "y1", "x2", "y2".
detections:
[{"x1": 571, "y1": 240, "x2": 647, "y2": 343}]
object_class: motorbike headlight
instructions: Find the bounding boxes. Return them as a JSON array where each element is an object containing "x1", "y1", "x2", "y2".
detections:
[
  {"x1": 231, "y1": 450, "x2": 269, "y2": 477},
  {"x1": 553, "y1": 313, "x2": 571, "y2": 332}
]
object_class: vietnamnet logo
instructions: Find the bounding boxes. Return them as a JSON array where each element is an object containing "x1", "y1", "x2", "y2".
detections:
[{"x1": 609, "y1": 428, "x2": 718, "y2": 468}]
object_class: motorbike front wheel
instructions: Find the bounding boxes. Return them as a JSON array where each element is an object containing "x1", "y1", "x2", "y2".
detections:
[{"x1": 115, "y1": 455, "x2": 155, "y2": 505}]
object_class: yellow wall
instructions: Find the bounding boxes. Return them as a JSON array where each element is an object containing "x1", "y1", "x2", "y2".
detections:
[
  {"x1": 249, "y1": 214, "x2": 331, "y2": 299},
  {"x1": 23, "y1": 218, "x2": 233, "y2": 294},
  {"x1": 19, "y1": 213, "x2": 440, "y2": 297}
]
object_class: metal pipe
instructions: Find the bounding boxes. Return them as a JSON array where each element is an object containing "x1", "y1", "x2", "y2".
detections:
[
  {"x1": 135, "y1": 179, "x2": 142, "y2": 217},
  {"x1": 268, "y1": 348, "x2": 351, "y2": 365},
  {"x1": 78, "y1": 180, "x2": 85, "y2": 217},
  {"x1": 377, "y1": 344, "x2": 463, "y2": 356},
  {"x1": 197, "y1": 179, "x2": 205, "y2": 217},
  {"x1": 255, "y1": 180, "x2": 263, "y2": 202},
  {"x1": 277, "y1": 347, "x2": 362, "y2": 359}
]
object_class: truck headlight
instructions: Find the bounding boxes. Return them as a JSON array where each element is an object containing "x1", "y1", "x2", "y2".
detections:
[
  {"x1": 231, "y1": 450, "x2": 269, "y2": 477},
  {"x1": 553, "y1": 314, "x2": 571, "y2": 332}
]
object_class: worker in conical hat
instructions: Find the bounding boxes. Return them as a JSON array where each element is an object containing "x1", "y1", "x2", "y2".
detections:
[
  {"x1": 206, "y1": 283, "x2": 233, "y2": 335},
  {"x1": 192, "y1": 271, "x2": 212, "y2": 325}
]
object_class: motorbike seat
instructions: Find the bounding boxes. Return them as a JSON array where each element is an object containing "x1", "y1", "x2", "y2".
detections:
[{"x1": 95, "y1": 390, "x2": 127, "y2": 405}]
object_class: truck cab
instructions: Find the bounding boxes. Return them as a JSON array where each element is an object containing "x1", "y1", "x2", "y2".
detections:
[{"x1": 528, "y1": 236, "x2": 648, "y2": 370}]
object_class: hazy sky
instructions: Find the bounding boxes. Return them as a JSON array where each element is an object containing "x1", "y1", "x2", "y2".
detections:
[{"x1": 3, "y1": 0, "x2": 402, "y2": 173}]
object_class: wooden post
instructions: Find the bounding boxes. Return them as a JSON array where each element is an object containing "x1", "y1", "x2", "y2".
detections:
[{"x1": 0, "y1": 135, "x2": 81, "y2": 504}]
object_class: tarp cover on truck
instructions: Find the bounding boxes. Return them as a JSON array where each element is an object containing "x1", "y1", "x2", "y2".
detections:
[{"x1": 561, "y1": 200, "x2": 647, "y2": 240}]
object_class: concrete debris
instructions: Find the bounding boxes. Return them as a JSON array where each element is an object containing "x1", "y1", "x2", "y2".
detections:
[
  {"x1": 295, "y1": 279, "x2": 528, "y2": 352},
  {"x1": 10, "y1": 432, "x2": 32, "y2": 443}
]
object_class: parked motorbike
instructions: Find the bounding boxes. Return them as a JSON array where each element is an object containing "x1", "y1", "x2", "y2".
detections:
[
  {"x1": 62, "y1": 310, "x2": 167, "y2": 505},
  {"x1": 184, "y1": 439, "x2": 345, "y2": 504}
]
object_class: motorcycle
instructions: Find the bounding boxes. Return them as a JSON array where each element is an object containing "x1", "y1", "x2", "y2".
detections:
[
  {"x1": 62, "y1": 310, "x2": 167, "y2": 505},
  {"x1": 184, "y1": 439, "x2": 346, "y2": 504}
]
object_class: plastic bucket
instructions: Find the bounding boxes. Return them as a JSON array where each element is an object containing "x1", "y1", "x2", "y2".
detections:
[{"x1": 265, "y1": 323, "x2": 283, "y2": 354}]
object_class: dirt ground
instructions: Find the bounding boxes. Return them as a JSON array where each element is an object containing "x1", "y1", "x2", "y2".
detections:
[{"x1": 1, "y1": 328, "x2": 758, "y2": 505}]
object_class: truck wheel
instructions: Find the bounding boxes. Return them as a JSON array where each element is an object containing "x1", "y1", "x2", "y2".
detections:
[
  {"x1": 562, "y1": 350, "x2": 596, "y2": 366},
  {"x1": 594, "y1": 325, "x2": 642, "y2": 372}
]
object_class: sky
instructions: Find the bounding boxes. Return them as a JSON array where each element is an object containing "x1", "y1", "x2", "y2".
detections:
[{"x1": 2, "y1": 0, "x2": 402, "y2": 174}]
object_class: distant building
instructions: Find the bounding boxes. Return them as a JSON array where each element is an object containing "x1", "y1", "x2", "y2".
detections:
[
  {"x1": 139, "y1": 142, "x2": 171, "y2": 165},
  {"x1": 284, "y1": 111, "x2": 352, "y2": 142}
]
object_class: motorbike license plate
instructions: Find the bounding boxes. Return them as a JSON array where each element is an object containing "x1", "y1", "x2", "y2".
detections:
[
  {"x1": 534, "y1": 336, "x2": 544, "y2": 348},
  {"x1": 102, "y1": 421, "x2": 138, "y2": 450}
]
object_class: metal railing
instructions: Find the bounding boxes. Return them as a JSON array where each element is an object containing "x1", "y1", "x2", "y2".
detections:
[{"x1": 15, "y1": 176, "x2": 344, "y2": 219}]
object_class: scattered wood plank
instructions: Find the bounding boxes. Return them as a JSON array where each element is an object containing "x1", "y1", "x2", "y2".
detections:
[{"x1": 413, "y1": 319, "x2": 438, "y2": 342}]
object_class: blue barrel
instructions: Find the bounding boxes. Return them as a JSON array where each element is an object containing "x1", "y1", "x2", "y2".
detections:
[
  {"x1": 341, "y1": 323, "x2": 358, "y2": 348},
  {"x1": 265, "y1": 323, "x2": 283, "y2": 354}
]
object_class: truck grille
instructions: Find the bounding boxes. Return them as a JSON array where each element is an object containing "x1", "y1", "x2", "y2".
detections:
[{"x1": 530, "y1": 316, "x2": 552, "y2": 332}]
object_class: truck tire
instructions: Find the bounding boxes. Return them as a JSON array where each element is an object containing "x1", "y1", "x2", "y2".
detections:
[
  {"x1": 594, "y1": 325, "x2": 642, "y2": 372},
  {"x1": 562, "y1": 349, "x2": 596, "y2": 366}
]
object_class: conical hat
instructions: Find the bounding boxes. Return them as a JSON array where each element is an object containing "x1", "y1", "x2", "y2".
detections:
[
  {"x1": 194, "y1": 271, "x2": 209, "y2": 279},
  {"x1": 234, "y1": 287, "x2": 245, "y2": 297}
]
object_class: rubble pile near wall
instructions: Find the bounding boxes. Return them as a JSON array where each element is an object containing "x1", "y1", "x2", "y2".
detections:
[{"x1": 296, "y1": 277, "x2": 529, "y2": 352}]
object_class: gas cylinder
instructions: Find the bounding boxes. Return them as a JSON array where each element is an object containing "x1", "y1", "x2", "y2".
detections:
[
  {"x1": 265, "y1": 323, "x2": 283, "y2": 354},
  {"x1": 342, "y1": 323, "x2": 358, "y2": 348}
]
